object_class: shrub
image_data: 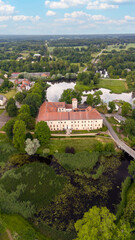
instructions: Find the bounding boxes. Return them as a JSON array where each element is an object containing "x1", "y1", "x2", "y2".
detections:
[
  {"x1": 116, "y1": 177, "x2": 131, "y2": 220},
  {"x1": 9, "y1": 154, "x2": 30, "y2": 166},
  {"x1": 65, "y1": 146, "x2": 75, "y2": 154}
]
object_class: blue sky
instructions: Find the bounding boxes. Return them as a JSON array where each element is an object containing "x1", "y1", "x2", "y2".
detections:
[{"x1": 0, "y1": 0, "x2": 135, "y2": 34}]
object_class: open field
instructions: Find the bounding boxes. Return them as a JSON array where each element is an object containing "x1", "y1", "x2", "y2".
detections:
[
  {"x1": 97, "y1": 79, "x2": 128, "y2": 93},
  {"x1": 43, "y1": 137, "x2": 113, "y2": 154},
  {"x1": 106, "y1": 43, "x2": 135, "y2": 52},
  {"x1": 3, "y1": 89, "x2": 16, "y2": 99},
  {"x1": 75, "y1": 79, "x2": 128, "y2": 93}
]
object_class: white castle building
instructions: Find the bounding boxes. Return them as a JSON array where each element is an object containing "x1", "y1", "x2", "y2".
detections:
[{"x1": 37, "y1": 98, "x2": 103, "y2": 131}]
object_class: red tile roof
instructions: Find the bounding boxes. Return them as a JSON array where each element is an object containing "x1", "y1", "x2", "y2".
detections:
[{"x1": 37, "y1": 101, "x2": 102, "y2": 122}]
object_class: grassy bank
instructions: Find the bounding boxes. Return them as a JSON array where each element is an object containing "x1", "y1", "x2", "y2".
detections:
[{"x1": 0, "y1": 214, "x2": 48, "y2": 240}]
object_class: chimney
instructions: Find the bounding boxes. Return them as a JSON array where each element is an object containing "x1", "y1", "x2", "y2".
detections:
[{"x1": 72, "y1": 98, "x2": 78, "y2": 110}]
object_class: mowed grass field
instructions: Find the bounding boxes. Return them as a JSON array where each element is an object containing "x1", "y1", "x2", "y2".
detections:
[
  {"x1": 97, "y1": 79, "x2": 128, "y2": 93},
  {"x1": 106, "y1": 43, "x2": 135, "y2": 52},
  {"x1": 3, "y1": 89, "x2": 16, "y2": 99},
  {"x1": 45, "y1": 137, "x2": 113, "y2": 154},
  {"x1": 75, "y1": 79, "x2": 128, "y2": 93}
]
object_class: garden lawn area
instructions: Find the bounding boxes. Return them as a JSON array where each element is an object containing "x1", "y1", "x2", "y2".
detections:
[
  {"x1": 0, "y1": 214, "x2": 49, "y2": 240},
  {"x1": 3, "y1": 89, "x2": 16, "y2": 99},
  {"x1": 0, "y1": 162, "x2": 66, "y2": 210},
  {"x1": 96, "y1": 79, "x2": 128, "y2": 93},
  {"x1": 45, "y1": 137, "x2": 113, "y2": 154}
]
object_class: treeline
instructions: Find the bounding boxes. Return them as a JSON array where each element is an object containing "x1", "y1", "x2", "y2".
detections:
[
  {"x1": 0, "y1": 58, "x2": 79, "y2": 75},
  {"x1": 98, "y1": 48, "x2": 135, "y2": 78}
]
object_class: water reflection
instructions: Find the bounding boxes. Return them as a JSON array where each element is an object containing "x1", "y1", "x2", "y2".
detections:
[
  {"x1": 46, "y1": 82, "x2": 135, "y2": 105},
  {"x1": 47, "y1": 82, "x2": 76, "y2": 102},
  {"x1": 82, "y1": 88, "x2": 134, "y2": 104}
]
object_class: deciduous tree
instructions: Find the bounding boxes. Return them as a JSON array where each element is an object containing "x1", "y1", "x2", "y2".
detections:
[{"x1": 13, "y1": 120, "x2": 26, "y2": 151}]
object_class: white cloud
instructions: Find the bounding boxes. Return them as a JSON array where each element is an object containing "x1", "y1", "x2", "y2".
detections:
[
  {"x1": 12, "y1": 15, "x2": 40, "y2": 22},
  {"x1": 0, "y1": 0, "x2": 15, "y2": 14},
  {"x1": 45, "y1": 0, "x2": 88, "y2": 9},
  {"x1": 125, "y1": 15, "x2": 135, "y2": 20},
  {"x1": 46, "y1": 10, "x2": 56, "y2": 16},
  {"x1": 91, "y1": 14, "x2": 107, "y2": 20},
  {"x1": 64, "y1": 11, "x2": 90, "y2": 18},
  {"x1": 0, "y1": 16, "x2": 11, "y2": 21},
  {"x1": 87, "y1": 1, "x2": 119, "y2": 9}
]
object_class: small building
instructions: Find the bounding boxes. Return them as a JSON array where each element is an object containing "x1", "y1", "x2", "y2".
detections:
[
  {"x1": 10, "y1": 72, "x2": 20, "y2": 79},
  {"x1": 114, "y1": 115, "x2": 126, "y2": 123},
  {"x1": 37, "y1": 99, "x2": 103, "y2": 131},
  {"x1": 34, "y1": 53, "x2": 41, "y2": 57},
  {"x1": 0, "y1": 95, "x2": 7, "y2": 106}
]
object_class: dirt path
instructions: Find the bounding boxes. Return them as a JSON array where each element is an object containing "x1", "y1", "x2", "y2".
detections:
[{"x1": 6, "y1": 229, "x2": 13, "y2": 240}]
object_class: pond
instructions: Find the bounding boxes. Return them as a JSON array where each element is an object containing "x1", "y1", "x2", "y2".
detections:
[
  {"x1": 47, "y1": 81, "x2": 76, "y2": 102},
  {"x1": 46, "y1": 81, "x2": 135, "y2": 105},
  {"x1": 82, "y1": 88, "x2": 135, "y2": 105}
]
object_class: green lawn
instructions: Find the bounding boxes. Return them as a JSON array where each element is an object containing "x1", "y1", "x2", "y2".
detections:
[
  {"x1": 106, "y1": 43, "x2": 135, "y2": 52},
  {"x1": 75, "y1": 79, "x2": 127, "y2": 93},
  {"x1": 97, "y1": 79, "x2": 127, "y2": 93},
  {"x1": 44, "y1": 137, "x2": 113, "y2": 154},
  {"x1": 75, "y1": 81, "x2": 93, "y2": 92},
  {"x1": 3, "y1": 89, "x2": 16, "y2": 99}
]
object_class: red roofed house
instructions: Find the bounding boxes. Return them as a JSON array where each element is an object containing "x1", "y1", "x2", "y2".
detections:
[{"x1": 37, "y1": 98, "x2": 103, "y2": 131}]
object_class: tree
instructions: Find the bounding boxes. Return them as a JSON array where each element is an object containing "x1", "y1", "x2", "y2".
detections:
[
  {"x1": 108, "y1": 101, "x2": 116, "y2": 113},
  {"x1": 95, "y1": 142, "x2": 104, "y2": 152},
  {"x1": 104, "y1": 143, "x2": 115, "y2": 153},
  {"x1": 59, "y1": 89, "x2": 82, "y2": 104},
  {"x1": 4, "y1": 119, "x2": 15, "y2": 139},
  {"x1": 15, "y1": 91, "x2": 27, "y2": 104},
  {"x1": 74, "y1": 206, "x2": 133, "y2": 240},
  {"x1": 35, "y1": 121, "x2": 51, "y2": 145},
  {"x1": 13, "y1": 120, "x2": 26, "y2": 151},
  {"x1": 128, "y1": 160, "x2": 135, "y2": 179},
  {"x1": 87, "y1": 94, "x2": 93, "y2": 106},
  {"x1": 23, "y1": 93, "x2": 41, "y2": 117},
  {"x1": 25, "y1": 138, "x2": 40, "y2": 155},
  {"x1": 6, "y1": 98, "x2": 17, "y2": 117},
  {"x1": 93, "y1": 93, "x2": 101, "y2": 106},
  {"x1": 122, "y1": 102, "x2": 132, "y2": 116},
  {"x1": 19, "y1": 104, "x2": 31, "y2": 115},
  {"x1": 132, "y1": 109, "x2": 135, "y2": 120}
]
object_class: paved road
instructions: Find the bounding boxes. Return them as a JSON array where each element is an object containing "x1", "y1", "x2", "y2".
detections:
[{"x1": 102, "y1": 114, "x2": 135, "y2": 159}]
